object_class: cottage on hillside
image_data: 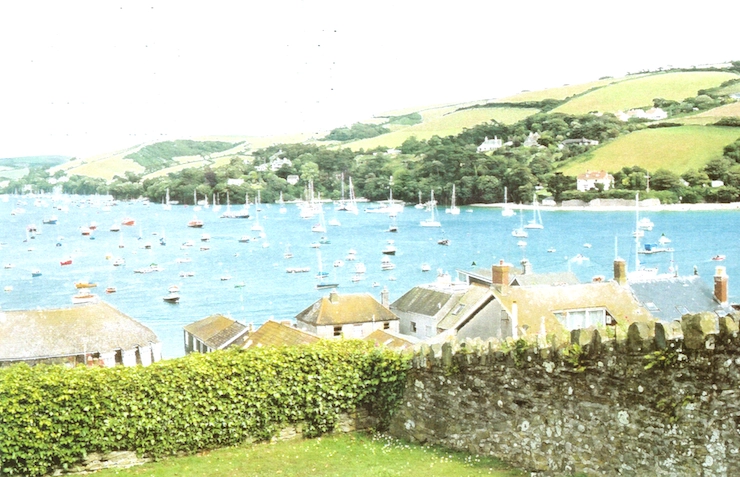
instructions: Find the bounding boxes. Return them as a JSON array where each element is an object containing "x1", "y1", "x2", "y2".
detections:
[
  {"x1": 295, "y1": 289, "x2": 399, "y2": 338},
  {"x1": 0, "y1": 301, "x2": 162, "y2": 367},
  {"x1": 577, "y1": 170, "x2": 614, "y2": 192},
  {"x1": 476, "y1": 136, "x2": 503, "y2": 153}
]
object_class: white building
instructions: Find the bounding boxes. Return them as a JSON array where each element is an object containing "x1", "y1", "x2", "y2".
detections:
[
  {"x1": 477, "y1": 136, "x2": 503, "y2": 153},
  {"x1": 577, "y1": 170, "x2": 614, "y2": 192}
]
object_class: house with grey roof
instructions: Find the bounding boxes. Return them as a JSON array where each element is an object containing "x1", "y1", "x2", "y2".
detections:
[
  {"x1": 183, "y1": 314, "x2": 249, "y2": 354},
  {"x1": 615, "y1": 260, "x2": 733, "y2": 322},
  {"x1": 0, "y1": 301, "x2": 161, "y2": 367},
  {"x1": 295, "y1": 289, "x2": 398, "y2": 339}
]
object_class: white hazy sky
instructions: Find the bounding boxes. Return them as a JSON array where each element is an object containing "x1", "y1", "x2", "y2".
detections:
[{"x1": 1, "y1": 1, "x2": 738, "y2": 158}]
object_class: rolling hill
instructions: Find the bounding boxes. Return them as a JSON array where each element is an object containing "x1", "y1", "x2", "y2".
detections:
[
  {"x1": 558, "y1": 125, "x2": 740, "y2": 176},
  {"x1": 552, "y1": 71, "x2": 738, "y2": 115},
  {"x1": 40, "y1": 66, "x2": 740, "y2": 183}
]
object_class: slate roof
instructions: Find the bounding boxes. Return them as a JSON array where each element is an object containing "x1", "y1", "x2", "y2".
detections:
[
  {"x1": 493, "y1": 281, "x2": 651, "y2": 334},
  {"x1": 627, "y1": 275, "x2": 730, "y2": 322},
  {"x1": 436, "y1": 285, "x2": 494, "y2": 330},
  {"x1": 364, "y1": 329, "x2": 419, "y2": 350},
  {"x1": 242, "y1": 320, "x2": 320, "y2": 348},
  {"x1": 296, "y1": 292, "x2": 398, "y2": 326},
  {"x1": 391, "y1": 285, "x2": 468, "y2": 317},
  {"x1": 183, "y1": 314, "x2": 248, "y2": 350},
  {"x1": 0, "y1": 301, "x2": 159, "y2": 361}
]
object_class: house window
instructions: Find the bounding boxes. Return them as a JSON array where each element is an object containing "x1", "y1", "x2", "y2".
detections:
[
  {"x1": 452, "y1": 303, "x2": 465, "y2": 315},
  {"x1": 410, "y1": 321, "x2": 417, "y2": 333},
  {"x1": 383, "y1": 321, "x2": 390, "y2": 330},
  {"x1": 333, "y1": 326, "x2": 342, "y2": 337},
  {"x1": 555, "y1": 307, "x2": 607, "y2": 330}
]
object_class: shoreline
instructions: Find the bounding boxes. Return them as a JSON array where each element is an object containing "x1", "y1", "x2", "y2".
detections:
[{"x1": 472, "y1": 202, "x2": 740, "y2": 212}]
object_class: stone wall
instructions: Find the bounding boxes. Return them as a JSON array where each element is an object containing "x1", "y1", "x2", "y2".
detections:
[{"x1": 389, "y1": 313, "x2": 740, "y2": 476}]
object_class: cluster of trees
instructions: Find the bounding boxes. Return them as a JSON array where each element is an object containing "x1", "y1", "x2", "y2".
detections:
[
  {"x1": 124, "y1": 140, "x2": 240, "y2": 173},
  {"x1": 322, "y1": 123, "x2": 390, "y2": 141}
]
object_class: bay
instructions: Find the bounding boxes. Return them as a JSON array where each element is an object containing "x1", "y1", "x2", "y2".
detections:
[{"x1": 1, "y1": 195, "x2": 737, "y2": 359}]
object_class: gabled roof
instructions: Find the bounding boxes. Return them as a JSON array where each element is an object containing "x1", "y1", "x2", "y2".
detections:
[
  {"x1": 0, "y1": 301, "x2": 159, "y2": 361},
  {"x1": 296, "y1": 292, "x2": 398, "y2": 326},
  {"x1": 436, "y1": 284, "x2": 494, "y2": 330},
  {"x1": 493, "y1": 281, "x2": 650, "y2": 334},
  {"x1": 391, "y1": 284, "x2": 468, "y2": 318},
  {"x1": 242, "y1": 320, "x2": 320, "y2": 348},
  {"x1": 365, "y1": 329, "x2": 419, "y2": 350},
  {"x1": 627, "y1": 275, "x2": 730, "y2": 322},
  {"x1": 184, "y1": 314, "x2": 247, "y2": 350}
]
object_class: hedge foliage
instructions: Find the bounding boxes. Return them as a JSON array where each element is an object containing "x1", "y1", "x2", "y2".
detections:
[{"x1": 0, "y1": 340, "x2": 411, "y2": 476}]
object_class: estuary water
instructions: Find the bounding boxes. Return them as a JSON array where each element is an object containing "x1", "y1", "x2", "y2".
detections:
[{"x1": 1, "y1": 195, "x2": 738, "y2": 359}]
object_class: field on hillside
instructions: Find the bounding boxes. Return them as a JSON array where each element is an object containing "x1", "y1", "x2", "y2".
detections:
[
  {"x1": 553, "y1": 71, "x2": 739, "y2": 115},
  {"x1": 342, "y1": 107, "x2": 538, "y2": 151},
  {"x1": 496, "y1": 76, "x2": 630, "y2": 103},
  {"x1": 558, "y1": 125, "x2": 740, "y2": 176},
  {"x1": 675, "y1": 102, "x2": 740, "y2": 125}
]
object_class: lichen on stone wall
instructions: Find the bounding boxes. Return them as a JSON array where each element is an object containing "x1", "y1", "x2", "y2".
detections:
[{"x1": 389, "y1": 312, "x2": 740, "y2": 476}]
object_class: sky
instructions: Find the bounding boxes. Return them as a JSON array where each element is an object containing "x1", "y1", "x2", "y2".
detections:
[{"x1": 0, "y1": 1, "x2": 738, "y2": 159}]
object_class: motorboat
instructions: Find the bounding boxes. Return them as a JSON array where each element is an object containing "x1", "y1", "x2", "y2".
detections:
[
  {"x1": 75, "y1": 281, "x2": 97, "y2": 289},
  {"x1": 72, "y1": 290, "x2": 97, "y2": 304},
  {"x1": 162, "y1": 293, "x2": 180, "y2": 303}
]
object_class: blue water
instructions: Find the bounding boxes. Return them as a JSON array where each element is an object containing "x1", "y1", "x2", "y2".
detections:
[{"x1": 1, "y1": 196, "x2": 738, "y2": 359}]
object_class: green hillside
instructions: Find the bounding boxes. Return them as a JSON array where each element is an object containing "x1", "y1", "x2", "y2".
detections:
[
  {"x1": 553, "y1": 71, "x2": 739, "y2": 115},
  {"x1": 558, "y1": 125, "x2": 740, "y2": 176},
  {"x1": 496, "y1": 76, "x2": 634, "y2": 103},
  {"x1": 341, "y1": 106, "x2": 538, "y2": 150}
]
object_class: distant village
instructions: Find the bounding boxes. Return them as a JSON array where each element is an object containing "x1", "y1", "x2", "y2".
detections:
[{"x1": 1, "y1": 246, "x2": 733, "y2": 367}]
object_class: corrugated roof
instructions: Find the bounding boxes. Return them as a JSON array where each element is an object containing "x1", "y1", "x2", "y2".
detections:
[
  {"x1": 184, "y1": 314, "x2": 247, "y2": 349},
  {"x1": 391, "y1": 286, "x2": 465, "y2": 317},
  {"x1": 296, "y1": 292, "x2": 398, "y2": 326},
  {"x1": 364, "y1": 329, "x2": 419, "y2": 350},
  {"x1": 0, "y1": 301, "x2": 159, "y2": 361},
  {"x1": 627, "y1": 275, "x2": 729, "y2": 322},
  {"x1": 494, "y1": 281, "x2": 651, "y2": 334},
  {"x1": 242, "y1": 320, "x2": 320, "y2": 348}
]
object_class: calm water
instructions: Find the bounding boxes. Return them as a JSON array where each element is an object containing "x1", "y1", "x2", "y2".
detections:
[{"x1": 1, "y1": 195, "x2": 738, "y2": 359}]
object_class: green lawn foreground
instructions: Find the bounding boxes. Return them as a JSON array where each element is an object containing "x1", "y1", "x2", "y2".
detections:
[{"x1": 91, "y1": 433, "x2": 525, "y2": 477}]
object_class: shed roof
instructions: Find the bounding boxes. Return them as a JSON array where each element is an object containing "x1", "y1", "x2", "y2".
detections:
[
  {"x1": 184, "y1": 314, "x2": 247, "y2": 350},
  {"x1": 365, "y1": 329, "x2": 419, "y2": 350},
  {"x1": 242, "y1": 320, "x2": 320, "y2": 348},
  {"x1": 296, "y1": 292, "x2": 398, "y2": 326},
  {"x1": 0, "y1": 301, "x2": 159, "y2": 361}
]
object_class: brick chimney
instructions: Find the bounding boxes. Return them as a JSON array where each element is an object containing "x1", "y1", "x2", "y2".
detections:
[
  {"x1": 491, "y1": 260, "x2": 510, "y2": 292},
  {"x1": 613, "y1": 258, "x2": 627, "y2": 286},
  {"x1": 714, "y1": 266, "x2": 728, "y2": 305}
]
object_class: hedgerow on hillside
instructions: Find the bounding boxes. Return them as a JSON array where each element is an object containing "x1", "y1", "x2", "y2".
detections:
[
  {"x1": 0, "y1": 341, "x2": 410, "y2": 477},
  {"x1": 124, "y1": 140, "x2": 239, "y2": 173}
]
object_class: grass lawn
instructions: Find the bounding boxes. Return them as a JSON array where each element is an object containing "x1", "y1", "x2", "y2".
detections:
[
  {"x1": 91, "y1": 433, "x2": 525, "y2": 477},
  {"x1": 553, "y1": 71, "x2": 738, "y2": 115},
  {"x1": 558, "y1": 125, "x2": 740, "y2": 176}
]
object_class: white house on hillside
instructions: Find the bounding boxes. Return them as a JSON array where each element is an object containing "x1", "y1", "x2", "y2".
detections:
[
  {"x1": 577, "y1": 170, "x2": 614, "y2": 192},
  {"x1": 477, "y1": 136, "x2": 503, "y2": 153}
]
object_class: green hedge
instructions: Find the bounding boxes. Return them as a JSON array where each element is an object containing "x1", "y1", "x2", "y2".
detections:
[{"x1": 0, "y1": 341, "x2": 410, "y2": 476}]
